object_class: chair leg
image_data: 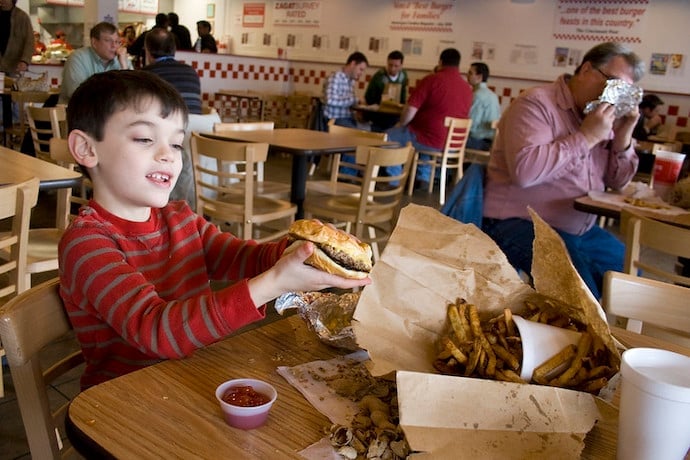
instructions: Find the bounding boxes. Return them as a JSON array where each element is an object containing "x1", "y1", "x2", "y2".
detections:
[
  {"x1": 407, "y1": 153, "x2": 419, "y2": 196},
  {"x1": 439, "y1": 164, "x2": 447, "y2": 206},
  {"x1": 368, "y1": 226, "x2": 380, "y2": 262}
]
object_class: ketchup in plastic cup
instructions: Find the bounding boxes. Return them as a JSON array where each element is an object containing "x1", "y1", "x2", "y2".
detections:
[{"x1": 215, "y1": 378, "x2": 277, "y2": 430}]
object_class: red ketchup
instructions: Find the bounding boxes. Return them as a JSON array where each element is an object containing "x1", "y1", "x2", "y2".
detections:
[{"x1": 222, "y1": 385, "x2": 271, "y2": 407}]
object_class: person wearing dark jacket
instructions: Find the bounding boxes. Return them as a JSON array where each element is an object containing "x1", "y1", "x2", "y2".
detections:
[
  {"x1": 128, "y1": 12, "x2": 168, "y2": 68},
  {"x1": 168, "y1": 12, "x2": 192, "y2": 51},
  {"x1": 195, "y1": 20, "x2": 217, "y2": 53}
]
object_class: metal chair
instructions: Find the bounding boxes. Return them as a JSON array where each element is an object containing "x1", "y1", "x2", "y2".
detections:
[
  {"x1": 602, "y1": 271, "x2": 690, "y2": 348},
  {"x1": 190, "y1": 132, "x2": 297, "y2": 242},
  {"x1": 304, "y1": 143, "x2": 415, "y2": 261},
  {"x1": 0, "y1": 278, "x2": 84, "y2": 458},
  {"x1": 407, "y1": 117, "x2": 472, "y2": 206},
  {"x1": 0, "y1": 177, "x2": 40, "y2": 399}
]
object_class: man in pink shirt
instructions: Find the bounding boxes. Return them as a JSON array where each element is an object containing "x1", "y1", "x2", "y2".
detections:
[
  {"x1": 483, "y1": 42, "x2": 643, "y2": 299},
  {"x1": 386, "y1": 48, "x2": 473, "y2": 187}
]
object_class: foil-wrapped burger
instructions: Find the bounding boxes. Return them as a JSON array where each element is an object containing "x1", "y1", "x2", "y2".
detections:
[{"x1": 584, "y1": 79, "x2": 643, "y2": 118}]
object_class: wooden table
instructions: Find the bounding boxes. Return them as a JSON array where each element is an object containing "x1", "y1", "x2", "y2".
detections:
[
  {"x1": 66, "y1": 316, "x2": 690, "y2": 459},
  {"x1": 0, "y1": 145, "x2": 82, "y2": 190},
  {"x1": 574, "y1": 195, "x2": 690, "y2": 229},
  {"x1": 204, "y1": 128, "x2": 394, "y2": 218}
]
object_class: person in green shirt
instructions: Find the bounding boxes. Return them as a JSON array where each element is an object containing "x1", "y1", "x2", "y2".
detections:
[{"x1": 364, "y1": 50, "x2": 408, "y2": 132}]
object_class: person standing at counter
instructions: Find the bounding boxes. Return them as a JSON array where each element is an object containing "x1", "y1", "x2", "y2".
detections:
[
  {"x1": 364, "y1": 50, "x2": 408, "y2": 132},
  {"x1": 168, "y1": 12, "x2": 192, "y2": 51},
  {"x1": 59, "y1": 70, "x2": 369, "y2": 388},
  {"x1": 385, "y1": 48, "x2": 473, "y2": 188},
  {"x1": 482, "y1": 42, "x2": 643, "y2": 299},
  {"x1": 0, "y1": 0, "x2": 33, "y2": 76},
  {"x1": 466, "y1": 62, "x2": 501, "y2": 151},
  {"x1": 194, "y1": 20, "x2": 217, "y2": 53},
  {"x1": 59, "y1": 21, "x2": 132, "y2": 104}
]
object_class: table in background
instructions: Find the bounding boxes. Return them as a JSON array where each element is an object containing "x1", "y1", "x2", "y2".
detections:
[
  {"x1": 573, "y1": 195, "x2": 690, "y2": 229},
  {"x1": 0, "y1": 145, "x2": 81, "y2": 190},
  {"x1": 204, "y1": 128, "x2": 394, "y2": 218},
  {"x1": 66, "y1": 314, "x2": 690, "y2": 459}
]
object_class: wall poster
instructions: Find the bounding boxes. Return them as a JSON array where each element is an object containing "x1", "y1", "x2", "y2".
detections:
[{"x1": 552, "y1": 0, "x2": 649, "y2": 44}]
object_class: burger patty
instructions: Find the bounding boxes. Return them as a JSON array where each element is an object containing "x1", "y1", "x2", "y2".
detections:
[{"x1": 320, "y1": 243, "x2": 371, "y2": 273}]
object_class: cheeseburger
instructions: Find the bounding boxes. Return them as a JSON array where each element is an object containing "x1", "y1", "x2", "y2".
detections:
[{"x1": 286, "y1": 220, "x2": 373, "y2": 279}]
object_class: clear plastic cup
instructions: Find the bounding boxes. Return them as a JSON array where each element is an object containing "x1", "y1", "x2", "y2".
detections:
[{"x1": 617, "y1": 348, "x2": 690, "y2": 460}]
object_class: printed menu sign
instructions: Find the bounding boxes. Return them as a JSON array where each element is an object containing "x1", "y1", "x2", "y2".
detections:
[{"x1": 273, "y1": 1, "x2": 322, "y2": 27}]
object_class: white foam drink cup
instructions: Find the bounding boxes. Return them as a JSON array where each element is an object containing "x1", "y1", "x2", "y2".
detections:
[
  {"x1": 653, "y1": 150, "x2": 686, "y2": 201},
  {"x1": 512, "y1": 315, "x2": 581, "y2": 381},
  {"x1": 617, "y1": 348, "x2": 690, "y2": 460}
]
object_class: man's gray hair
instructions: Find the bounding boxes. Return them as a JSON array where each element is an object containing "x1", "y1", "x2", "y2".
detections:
[{"x1": 576, "y1": 42, "x2": 645, "y2": 82}]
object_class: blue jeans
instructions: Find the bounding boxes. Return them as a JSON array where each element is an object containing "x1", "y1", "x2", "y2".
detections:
[
  {"x1": 333, "y1": 117, "x2": 359, "y2": 176},
  {"x1": 481, "y1": 217, "x2": 625, "y2": 299},
  {"x1": 384, "y1": 126, "x2": 437, "y2": 184}
]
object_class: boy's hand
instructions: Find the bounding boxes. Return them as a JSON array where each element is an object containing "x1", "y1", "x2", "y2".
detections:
[{"x1": 248, "y1": 241, "x2": 371, "y2": 308}]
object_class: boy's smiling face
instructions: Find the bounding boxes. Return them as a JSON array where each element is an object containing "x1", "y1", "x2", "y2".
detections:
[{"x1": 73, "y1": 98, "x2": 185, "y2": 222}]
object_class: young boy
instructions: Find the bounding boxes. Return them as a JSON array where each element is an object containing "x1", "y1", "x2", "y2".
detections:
[{"x1": 59, "y1": 70, "x2": 369, "y2": 389}]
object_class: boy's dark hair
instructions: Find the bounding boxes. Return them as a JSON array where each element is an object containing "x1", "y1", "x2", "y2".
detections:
[
  {"x1": 440, "y1": 48, "x2": 461, "y2": 67},
  {"x1": 639, "y1": 94, "x2": 664, "y2": 110},
  {"x1": 145, "y1": 27, "x2": 176, "y2": 59},
  {"x1": 387, "y1": 50, "x2": 404, "y2": 62},
  {"x1": 67, "y1": 70, "x2": 189, "y2": 142},
  {"x1": 471, "y1": 62, "x2": 490, "y2": 82},
  {"x1": 346, "y1": 51, "x2": 368, "y2": 66}
]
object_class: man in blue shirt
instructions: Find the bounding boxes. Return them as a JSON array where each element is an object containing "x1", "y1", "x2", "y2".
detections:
[
  {"x1": 59, "y1": 22, "x2": 132, "y2": 104},
  {"x1": 466, "y1": 62, "x2": 501, "y2": 151}
]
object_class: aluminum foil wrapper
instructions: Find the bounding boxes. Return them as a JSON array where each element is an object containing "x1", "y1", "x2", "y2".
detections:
[
  {"x1": 275, "y1": 291, "x2": 361, "y2": 351},
  {"x1": 584, "y1": 79, "x2": 643, "y2": 118}
]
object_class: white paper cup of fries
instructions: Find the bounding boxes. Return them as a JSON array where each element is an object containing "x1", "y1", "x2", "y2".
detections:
[
  {"x1": 617, "y1": 348, "x2": 690, "y2": 460},
  {"x1": 512, "y1": 315, "x2": 581, "y2": 382}
]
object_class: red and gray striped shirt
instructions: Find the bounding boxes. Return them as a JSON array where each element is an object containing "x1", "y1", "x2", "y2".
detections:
[{"x1": 59, "y1": 200, "x2": 287, "y2": 389}]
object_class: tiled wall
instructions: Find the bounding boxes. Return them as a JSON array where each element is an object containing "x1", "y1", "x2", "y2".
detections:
[{"x1": 35, "y1": 51, "x2": 690, "y2": 132}]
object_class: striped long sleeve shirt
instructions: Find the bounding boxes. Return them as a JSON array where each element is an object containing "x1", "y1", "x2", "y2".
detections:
[{"x1": 58, "y1": 200, "x2": 287, "y2": 389}]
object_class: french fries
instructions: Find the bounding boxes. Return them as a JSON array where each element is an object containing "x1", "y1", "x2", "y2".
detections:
[{"x1": 433, "y1": 298, "x2": 618, "y2": 394}]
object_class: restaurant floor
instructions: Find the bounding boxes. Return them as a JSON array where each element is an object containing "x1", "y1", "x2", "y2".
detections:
[{"x1": 0, "y1": 154, "x2": 677, "y2": 459}]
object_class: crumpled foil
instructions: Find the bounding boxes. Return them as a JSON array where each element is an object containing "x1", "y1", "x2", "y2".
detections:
[
  {"x1": 275, "y1": 291, "x2": 361, "y2": 351},
  {"x1": 670, "y1": 177, "x2": 690, "y2": 209},
  {"x1": 584, "y1": 79, "x2": 643, "y2": 118}
]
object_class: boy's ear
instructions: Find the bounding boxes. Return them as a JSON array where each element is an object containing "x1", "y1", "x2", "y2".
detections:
[{"x1": 68, "y1": 130, "x2": 98, "y2": 168}]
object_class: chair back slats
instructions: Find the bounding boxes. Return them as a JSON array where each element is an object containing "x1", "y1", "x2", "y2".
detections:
[
  {"x1": 26, "y1": 105, "x2": 67, "y2": 160},
  {"x1": 602, "y1": 271, "x2": 690, "y2": 346},
  {"x1": 0, "y1": 278, "x2": 84, "y2": 459},
  {"x1": 0, "y1": 178, "x2": 40, "y2": 300},
  {"x1": 190, "y1": 132, "x2": 295, "y2": 242},
  {"x1": 621, "y1": 209, "x2": 690, "y2": 286}
]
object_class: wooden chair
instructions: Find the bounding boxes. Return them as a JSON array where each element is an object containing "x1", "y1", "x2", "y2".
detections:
[
  {"x1": 306, "y1": 120, "x2": 388, "y2": 196},
  {"x1": 6, "y1": 91, "x2": 51, "y2": 150},
  {"x1": 190, "y1": 132, "x2": 297, "y2": 242},
  {"x1": 407, "y1": 117, "x2": 472, "y2": 206},
  {"x1": 0, "y1": 278, "x2": 85, "y2": 458},
  {"x1": 26, "y1": 105, "x2": 67, "y2": 161},
  {"x1": 260, "y1": 94, "x2": 287, "y2": 128},
  {"x1": 621, "y1": 208, "x2": 690, "y2": 286},
  {"x1": 212, "y1": 121, "x2": 290, "y2": 199},
  {"x1": 602, "y1": 271, "x2": 690, "y2": 347},
  {"x1": 304, "y1": 142, "x2": 415, "y2": 261},
  {"x1": 285, "y1": 94, "x2": 313, "y2": 129},
  {"x1": 0, "y1": 177, "x2": 40, "y2": 399},
  {"x1": 464, "y1": 120, "x2": 498, "y2": 165}
]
